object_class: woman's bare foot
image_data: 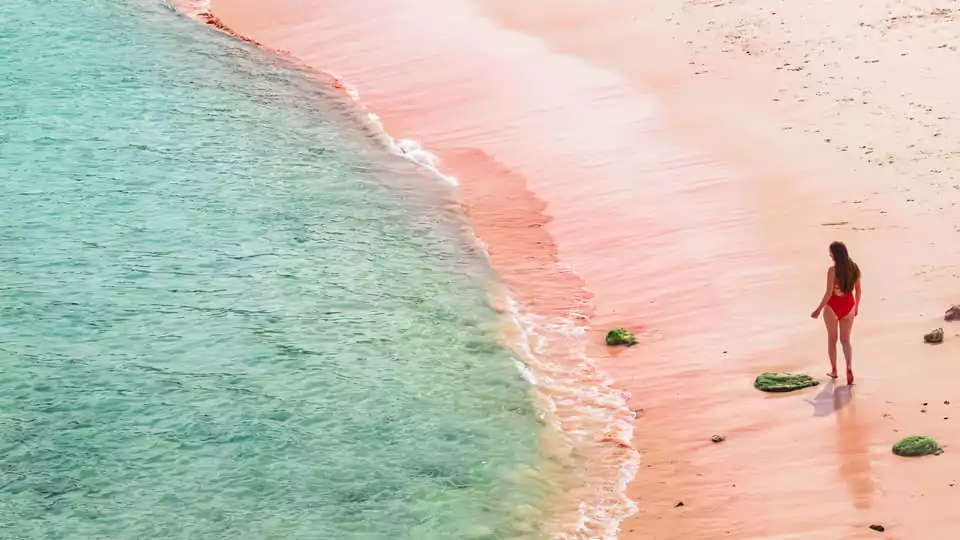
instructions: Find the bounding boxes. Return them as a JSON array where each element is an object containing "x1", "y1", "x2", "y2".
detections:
[
  {"x1": 846, "y1": 369, "x2": 855, "y2": 385},
  {"x1": 827, "y1": 371, "x2": 838, "y2": 379}
]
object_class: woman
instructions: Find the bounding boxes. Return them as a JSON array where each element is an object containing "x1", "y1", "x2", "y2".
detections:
[{"x1": 811, "y1": 241, "x2": 862, "y2": 385}]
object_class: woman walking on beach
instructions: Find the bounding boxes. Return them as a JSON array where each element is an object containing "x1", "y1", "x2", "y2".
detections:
[{"x1": 811, "y1": 241, "x2": 861, "y2": 385}]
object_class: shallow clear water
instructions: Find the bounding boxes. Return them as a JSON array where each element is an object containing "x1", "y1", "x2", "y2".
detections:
[{"x1": 0, "y1": 2, "x2": 549, "y2": 538}]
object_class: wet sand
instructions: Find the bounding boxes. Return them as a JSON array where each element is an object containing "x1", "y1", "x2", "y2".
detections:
[{"x1": 197, "y1": 0, "x2": 959, "y2": 537}]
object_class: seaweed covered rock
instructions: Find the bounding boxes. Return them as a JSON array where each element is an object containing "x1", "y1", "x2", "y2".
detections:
[
  {"x1": 892, "y1": 435, "x2": 942, "y2": 457},
  {"x1": 924, "y1": 328, "x2": 944, "y2": 344},
  {"x1": 754, "y1": 372, "x2": 819, "y2": 393},
  {"x1": 605, "y1": 328, "x2": 637, "y2": 347},
  {"x1": 946, "y1": 305, "x2": 960, "y2": 322}
]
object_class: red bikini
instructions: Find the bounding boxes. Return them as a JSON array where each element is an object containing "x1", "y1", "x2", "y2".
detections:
[{"x1": 827, "y1": 289, "x2": 856, "y2": 319}]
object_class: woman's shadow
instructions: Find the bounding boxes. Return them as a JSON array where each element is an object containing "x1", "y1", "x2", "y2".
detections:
[
  {"x1": 808, "y1": 378, "x2": 875, "y2": 510},
  {"x1": 808, "y1": 379, "x2": 852, "y2": 417}
]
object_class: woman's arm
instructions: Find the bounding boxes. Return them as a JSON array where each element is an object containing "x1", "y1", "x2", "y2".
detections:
[
  {"x1": 854, "y1": 280, "x2": 862, "y2": 316},
  {"x1": 811, "y1": 268, "x2": 835, "y2": 319}
]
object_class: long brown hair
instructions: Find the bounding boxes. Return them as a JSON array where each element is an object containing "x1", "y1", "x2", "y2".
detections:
[{"x1": 830, "y1": 241, "x2": 860, "y2": 294}]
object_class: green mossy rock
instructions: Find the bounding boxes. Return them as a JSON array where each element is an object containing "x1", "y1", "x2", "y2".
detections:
[
  {"x1": 753, "y1": 372, "x2": 819, "y2": 393},
  {"x1": 605, "y1": 328, "x2": 637, "y2": 347},
  {"x1": 892, "y1": 436, "x2": 942, "y2": 457}
]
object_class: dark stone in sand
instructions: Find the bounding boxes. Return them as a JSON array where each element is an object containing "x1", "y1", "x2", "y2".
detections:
[
  {"x1": 711, "y1": 434, "x2": 726, "y2": 443},
  {"x1": 606, "y1": 328, "x2": 638, "y2": 347},
  {"x1": 892, "y1": 435, "x2": 943, "y2": 457},
  {"x1": 945, "y1": 305, "x2": 960, "y2": 321},
  {"x1": 869, "y1": 524, "x2": 885, "y2": 532},
  {"x1": 754, "y1": 372, "x2": 820, "y2": 393},
  {"x1": 924, "y1": 328, "x2": 944, "y2": 343},
  {"x1": 674, "y1": 501, "x2": 684, "y2": 508}
]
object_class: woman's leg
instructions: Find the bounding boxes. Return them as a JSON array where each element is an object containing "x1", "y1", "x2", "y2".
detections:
[
  {"x1": 839, "y1": 313, "x2": 855, "y2": 384},
  {"x1": 823, "y1": 307, "x2": 840, "y2": 378}
]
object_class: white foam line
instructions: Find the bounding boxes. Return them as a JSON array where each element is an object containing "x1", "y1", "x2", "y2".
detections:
[
  {"x1": 323, "y1": 71, "x2": 459, "y2": 186},
  {"x1": 505, "y1": 297, "x2": 639, "y2": 540}
]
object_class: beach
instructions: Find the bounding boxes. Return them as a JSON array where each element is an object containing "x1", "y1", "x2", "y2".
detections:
[{"x1": 194, "y1": 0, "x2": 960, "y2": 537}]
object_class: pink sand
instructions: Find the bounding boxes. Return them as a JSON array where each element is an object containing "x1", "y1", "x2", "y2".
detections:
[{"x1": 188, "y1": 0, "x2": 960, "y2": 537}]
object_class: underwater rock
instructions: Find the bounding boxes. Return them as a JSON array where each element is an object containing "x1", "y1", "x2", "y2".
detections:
[
  {"x1": 605, "y1": 328, "x2": 638, "y2": 347},
  {"x1": 711, "y1": 434, "x2": 726, "y2": 443},
  {"x1": 945, "y1": 305, "x2": 960, "y2": 321},
  {"x1": 924, "y1": 328, "x2": 944, "y2": 344},
  {"x1": 892, "y1": 435, "x2": 942, "y2": 457},
  {"x1": 869, "y1": 524, "x2": 885, "y2": 532},
  {"x1": 754, "y1": 372, "x2": 820, "y2": 392}
]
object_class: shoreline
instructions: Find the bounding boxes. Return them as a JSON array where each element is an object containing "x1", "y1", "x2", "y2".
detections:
[
  {"x1": 169, "y1": 3, "x2": 641, "y2": 537},
  {"x1": 182, "y1": 0, "x2": 960, "y2": 538}
]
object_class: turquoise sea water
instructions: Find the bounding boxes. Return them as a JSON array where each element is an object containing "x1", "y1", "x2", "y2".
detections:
[{"x1": 0, "y1": 2, "x2": 550, "y2": 538}]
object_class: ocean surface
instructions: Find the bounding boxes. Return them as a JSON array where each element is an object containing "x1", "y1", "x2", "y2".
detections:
[{"x1": 0, "y1": 1, "x2": 551, "y2": 538}]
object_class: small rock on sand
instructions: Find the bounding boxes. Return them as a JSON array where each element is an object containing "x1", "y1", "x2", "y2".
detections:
[
  {"x1": 605, "y1": 328, "x2": 638, "y2": 347},
  {"x1": 869, "y1": 524, "x2": 885, "y2": 532},
  {"x1": 945, "y1": 305, "x2": 960, "y2": 321},
  {"x1": 924, "y1": 328, "x2": 944, "y2": 343},
  {"x1": 893, "y1": 435, "x2": 943, "y2": 457},
  {"x1": 754, "y1": 372, "x2": 819, "y2": 392},
  {"x1": 711, "y1": 434, "x2": 726, "y2": 443}
]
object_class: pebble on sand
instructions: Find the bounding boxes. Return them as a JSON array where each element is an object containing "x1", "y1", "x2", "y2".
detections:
[{"x1": 924, "y1": 328, "x2": 944, "y2": 343}]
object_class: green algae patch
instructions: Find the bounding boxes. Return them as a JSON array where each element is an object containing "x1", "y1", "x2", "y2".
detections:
[
  {"x1": 892, "y1": 436, "x2": 942, "y2": 457},
  {"x1": 605, "y1": 328, "x2": 637, "y2": 347},
  {"x1": 753, "y1": 372, "x2": 819, "y2": 393}
]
